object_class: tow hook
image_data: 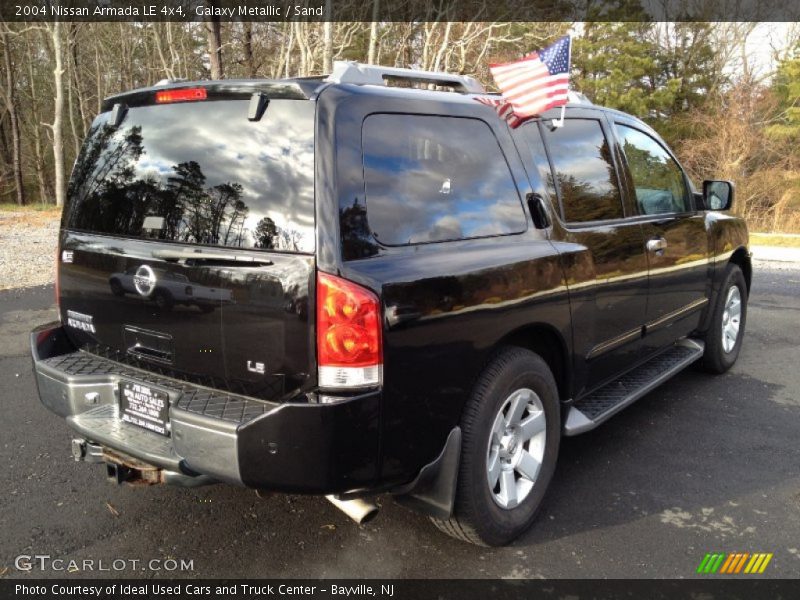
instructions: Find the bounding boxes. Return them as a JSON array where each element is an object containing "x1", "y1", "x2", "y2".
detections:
[
  {"x1": 71, "y1": 438, "x2": 104, "y2": 463},
  {"x1": 70, "y1": 440, "x2": 216, "y2": 487}
]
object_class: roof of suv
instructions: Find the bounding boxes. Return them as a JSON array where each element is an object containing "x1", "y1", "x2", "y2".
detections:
[{"x1": 101, "y1": 62, "x2": 649, "y2": 132}]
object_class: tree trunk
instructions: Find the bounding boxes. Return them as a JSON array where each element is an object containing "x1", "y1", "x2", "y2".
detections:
[
  {"x1": 66, "y1": 24, "x2": 81, "y2": 159},
  {"x1": 243, "y1": 22, "x2": 256, "y2": 78},
  {"x1": 94, "y1": 41, "x2": 102, "y2": 113},
  {"x1": 1, "y1": 27, "x2": 25, "y2": 205},
  {"x1": 322, "y1": 0, "x2": 333, "y2": 73},
  {"x1": 68, "y1": 23, "x2": 88, "y2": 136},
  {"x1": 367, "y1": 0, "x2": 380, "y2": 64},
  {"x1": 322, "y1": 22, "x2": 333, "y2": 73},
  {"x1": 153, "y1": 23, "x2": 176, "y2": 80},
  {"x1": 50, "y1": 21, "x2": 66, "y2": 207},
  {"x1": 205, "y1": 2, "x2": 223, "y2": 80},
  {"x1": 25, "y1": 31, "x2": 51, "y2": 204}
]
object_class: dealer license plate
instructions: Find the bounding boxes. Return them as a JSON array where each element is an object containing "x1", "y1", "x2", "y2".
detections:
[{"x1": 119, "y1": 381, "x2": 170, "y2": 437}]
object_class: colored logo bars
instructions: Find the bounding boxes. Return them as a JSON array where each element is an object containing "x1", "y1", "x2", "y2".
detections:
[{"x1": 697, "y1": 552, "x2": 773, "y2": 574}]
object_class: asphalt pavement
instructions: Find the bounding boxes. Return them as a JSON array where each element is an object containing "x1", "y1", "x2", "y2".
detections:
[{"x1": 1, "y1": 265, "x2": 799, "y2": 579}]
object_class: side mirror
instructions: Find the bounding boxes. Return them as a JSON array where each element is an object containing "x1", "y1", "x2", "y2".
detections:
[{"x1": 702, "y1": 180, "x2": 734, "y2": 211}]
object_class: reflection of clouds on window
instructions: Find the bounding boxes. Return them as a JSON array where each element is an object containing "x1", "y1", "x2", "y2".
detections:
[
  {"x1": 67, "y1": 99, "x2": 315, "y2": 253},
  {"x1": 541, "y1": 119, "x2": 623, "y2": 223},
  {"x1": 363, "y1": 114, "x2": 526, "y2": 245}
]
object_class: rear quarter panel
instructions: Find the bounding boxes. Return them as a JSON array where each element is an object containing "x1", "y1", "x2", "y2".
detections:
[{"x1": 316, "y1": 85, "x2": 572, "y2": 484}]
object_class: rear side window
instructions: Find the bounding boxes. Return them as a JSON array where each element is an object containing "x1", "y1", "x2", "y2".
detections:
[
  {"x1": 541, "y1": 119, "x2": 624, "y2": 223},
  {"x1": 615, "y1": 124, "x2": 690, "y2": 215},
  {"x1": 66, "y1": 99, "x2": 315, "y2": 252},
  {"x1": 362, "y1": 115, "x2": 526, "y2": 245}
]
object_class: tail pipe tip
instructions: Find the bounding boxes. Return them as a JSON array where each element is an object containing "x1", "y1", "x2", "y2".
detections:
[{"x1": 325, "y1": 495, "x2": 379, "y2": 525}]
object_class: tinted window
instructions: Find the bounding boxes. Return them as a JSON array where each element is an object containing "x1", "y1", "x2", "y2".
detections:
[
  {"x1": 66, "y1": 99, "x2": 315, "y2": 252},
  {"x1": 362, "y1": 115, "x2": 526, "y2": 245},
  {"x1": 541, "y1": 119, "x2": 623, "y2": 223},
  {"x1": 616, "y1": 124, "x2": 690, "y2": 215},
  {"x1": 516, "y1": 122, "x2": 558, "y2": 203}
]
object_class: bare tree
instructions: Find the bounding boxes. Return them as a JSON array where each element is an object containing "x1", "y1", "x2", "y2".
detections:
[
  {"x1": 322, "y1": 0, "x2": 333, "y2": 73},
  {"x1": 204, "y1": 1, "x2": 223, "y2": 79},
  {"x1": 243, "y1": 22, "x2": 257, "y2": 78},
  {"x1": 0, "y1": 26, "x2": 25, "y2": 205},
  {"x1": 367, "y1": 0, "x2": 380, "y2": 64},
  {"x1": 42, "y1": 20, "x2": 65, "y2": 207}
]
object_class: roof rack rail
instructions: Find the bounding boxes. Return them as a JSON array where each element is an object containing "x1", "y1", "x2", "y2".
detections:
[{"x1": 325, "y1": 61, "x2": 485, "y2": 94}]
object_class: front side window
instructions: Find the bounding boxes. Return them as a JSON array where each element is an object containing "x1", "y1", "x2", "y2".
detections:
[
  {"x1": 541, "y1": 118, "x2": 624, "y2": 223},
  {"x1": 362, "y1": 114, "x2": 526, "y2": 245},
  {"x1": 616, "y1": 124, "x2": 690, "y2": 215}
]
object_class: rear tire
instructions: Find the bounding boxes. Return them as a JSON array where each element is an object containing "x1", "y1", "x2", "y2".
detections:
[
  {"x1": 431, "y1": 347, "x2": 560, "y2": 546},
  {"x1": 701, "y1": 264, "x2": 747, "y2": 374}
]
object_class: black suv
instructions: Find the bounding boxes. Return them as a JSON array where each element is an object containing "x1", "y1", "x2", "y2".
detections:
[{"x1": 31, "y1": 62, "x2": 750, "y2": 546}]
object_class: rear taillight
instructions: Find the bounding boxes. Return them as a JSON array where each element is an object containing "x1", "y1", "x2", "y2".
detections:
[
  {"x1": 317, "y1": 272, "x2": 382, "y2": 389},
  {"x1": 155, "y1": 88, "x2": 207, "y2": 104}
]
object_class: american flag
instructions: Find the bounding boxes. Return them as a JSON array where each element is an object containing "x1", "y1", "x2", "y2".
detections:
[
  {"x1": 484, "y1": 35, "x2": 572, "y2": 126},
  {"x1": 474, "y1": 96, "x2": 526, "y2": 129}
]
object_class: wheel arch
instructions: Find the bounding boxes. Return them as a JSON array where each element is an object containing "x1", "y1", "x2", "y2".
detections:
[
  {"x1": 729, "y1": 246, "x2": 752, "y2": 294},
  {"x1": 496, "y1": 323, "x2": 571, "y2": 404}
]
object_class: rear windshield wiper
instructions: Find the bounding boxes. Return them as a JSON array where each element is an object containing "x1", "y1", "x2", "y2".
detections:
[{"x1": 152, "y1": 248, "x2": 273, "y2": 266}]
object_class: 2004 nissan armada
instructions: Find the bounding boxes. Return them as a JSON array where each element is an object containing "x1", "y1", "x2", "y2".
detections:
[{"x1": 31, "y1": 62, "x2": 750, "y2": 546}]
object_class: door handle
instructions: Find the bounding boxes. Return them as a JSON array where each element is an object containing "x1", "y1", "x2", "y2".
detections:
[
  {"x1": 646, "y1": 238, "x2": 668, "y2": 253},
  {"x1": 526, "y1": 192, "x2": 551, "y2": 229}
]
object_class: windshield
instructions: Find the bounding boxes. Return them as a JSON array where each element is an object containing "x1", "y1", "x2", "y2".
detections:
[{"x1": 65, "y1": 98, "x2": 315, "y2": 253}]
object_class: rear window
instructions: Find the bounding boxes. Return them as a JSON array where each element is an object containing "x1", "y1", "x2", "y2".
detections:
[
  {"x1": 362, "y1": 114, "x2": 526, "y2": 245},
  {"x1": 66, "y1": 98, "x2": 315, "y2": 253}
]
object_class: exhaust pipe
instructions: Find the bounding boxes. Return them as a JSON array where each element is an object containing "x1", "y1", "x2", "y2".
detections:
[{"x1": 325, "y1": 495, "x2": 379, "y2": 525}]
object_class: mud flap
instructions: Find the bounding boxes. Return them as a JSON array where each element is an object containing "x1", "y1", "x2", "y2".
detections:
[{"x1": 392, "y1": 427, "x2": 461, "y2": 520}]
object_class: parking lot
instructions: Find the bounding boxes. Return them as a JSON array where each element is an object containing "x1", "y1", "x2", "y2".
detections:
[{"x1": 2, "y1": 264, "x2": 799, "y2": 579}]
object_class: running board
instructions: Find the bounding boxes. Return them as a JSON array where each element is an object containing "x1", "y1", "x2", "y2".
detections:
[{"x1": 564, "y1": 339, "x2": 704, "y2": 436}]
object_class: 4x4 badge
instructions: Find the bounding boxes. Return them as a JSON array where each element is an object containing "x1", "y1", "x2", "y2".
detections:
[{"x1": 133, "y1": 265, "x2": 156, "y2": 297}]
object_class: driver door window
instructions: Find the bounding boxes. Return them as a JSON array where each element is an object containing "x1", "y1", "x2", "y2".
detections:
[{"x1": 616, "y1": 124, "x2": 690, "y2": 215}]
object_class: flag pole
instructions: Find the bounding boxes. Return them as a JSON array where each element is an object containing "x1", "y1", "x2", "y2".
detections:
[
  {"x1": 553, "y1": 105, "x2": 566, "y2": 129},
  {"x1": 552, "y1": 33, "x2": 571, "y2": 129}
]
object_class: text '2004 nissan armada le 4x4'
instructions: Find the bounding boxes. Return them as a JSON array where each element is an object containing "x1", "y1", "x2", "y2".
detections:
[{"x1": 31, "y1": 62, "x2": 750, "y2": 546}]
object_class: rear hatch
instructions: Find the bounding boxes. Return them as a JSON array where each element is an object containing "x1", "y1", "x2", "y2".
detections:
[{"x1": 58, "y1": 83, "x2": 316, "y2": 401}]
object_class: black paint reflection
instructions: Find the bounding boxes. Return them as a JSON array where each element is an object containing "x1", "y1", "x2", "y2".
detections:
[{"x1": 66, "y1": 99, "x2": 315, "y2": 252}]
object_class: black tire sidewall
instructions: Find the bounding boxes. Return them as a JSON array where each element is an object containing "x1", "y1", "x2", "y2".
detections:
[
  {"x1": 458, "y1": 349, "x2": 560, "y2": 546},
  {"x1": 705, "y1": 265, "x2": 747, "y2": 373}
]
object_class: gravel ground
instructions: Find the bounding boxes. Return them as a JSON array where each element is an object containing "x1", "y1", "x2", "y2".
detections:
[{"x1": 0, "y1": 210, "x2": 61, "y2": 290}]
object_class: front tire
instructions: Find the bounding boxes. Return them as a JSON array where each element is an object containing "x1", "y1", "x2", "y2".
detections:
[
  {"x1": 431, "y1": 347, "x2": 561, "y2": 546},
  {"x1": 701, "y1": 264, "x2": 747, "y2": 374}
]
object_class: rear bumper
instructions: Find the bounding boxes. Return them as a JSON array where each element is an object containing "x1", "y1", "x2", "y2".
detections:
[{"x1": 31, "y1": 324, "x2": 380, "y2": 494}]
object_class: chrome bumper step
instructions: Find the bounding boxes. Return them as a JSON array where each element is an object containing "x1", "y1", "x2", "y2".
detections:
[
  {"x1": 564, "y1": 339, "x2": 705, "y2": 436},
  {"x1": 68, "y1": 404, "x2": 183, "y2": 472}
]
